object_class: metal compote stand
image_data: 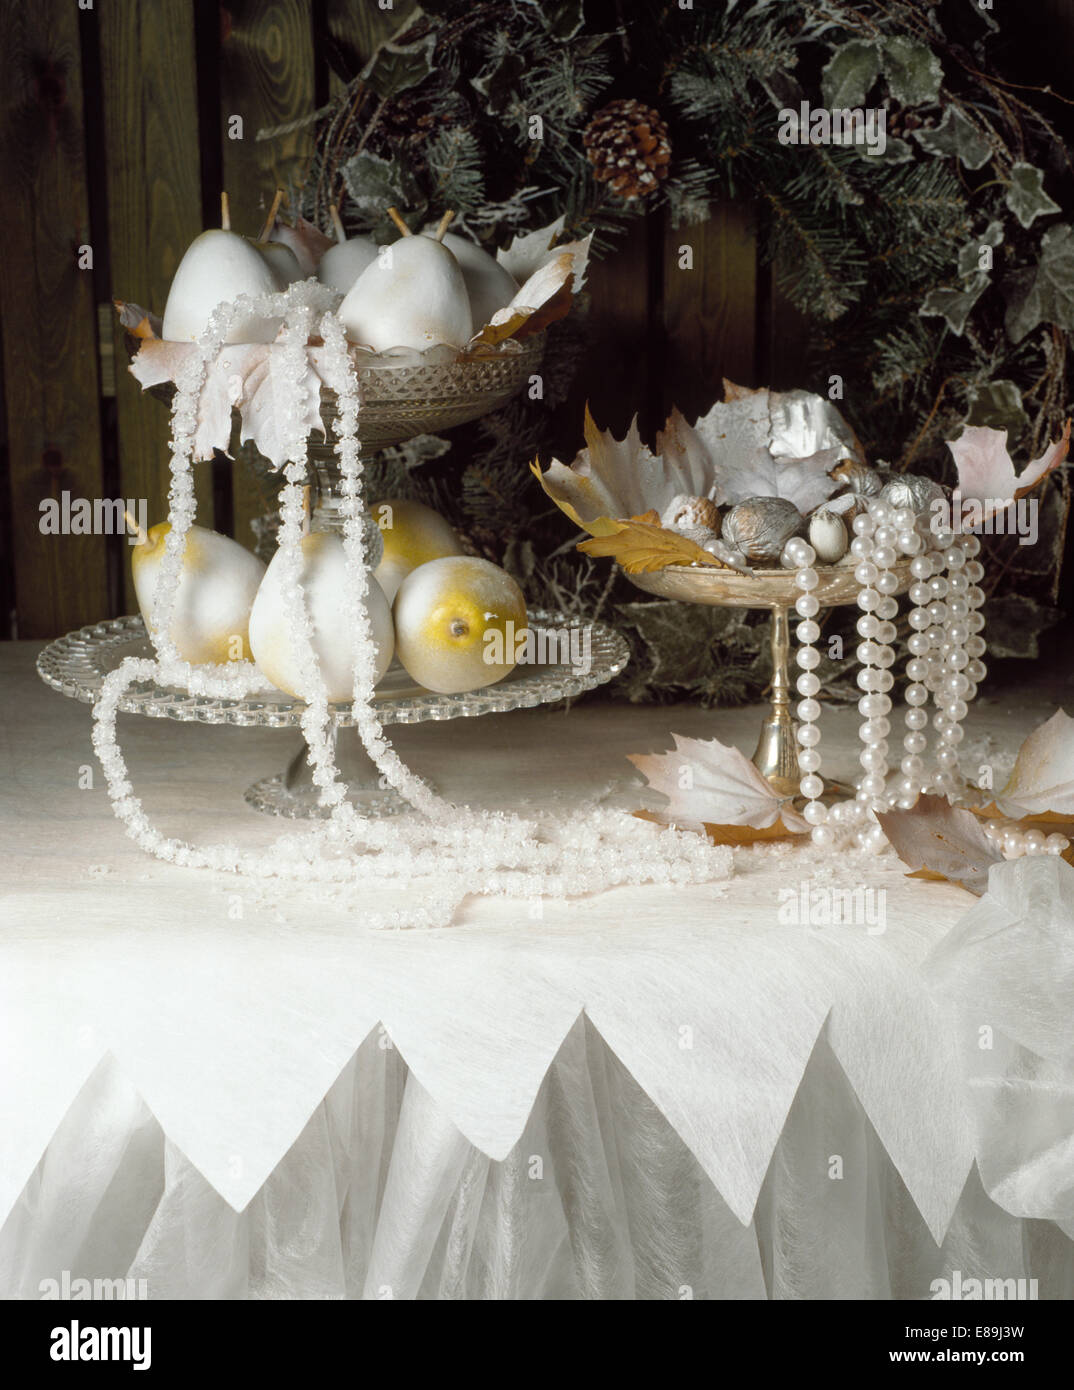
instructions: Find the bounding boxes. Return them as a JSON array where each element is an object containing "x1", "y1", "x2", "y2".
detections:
[
  {"x1": 38, "y1": 334, "x2": 630, "y2": 818},
  {"x1": 626, "y1": 560, "x2": 914, "y2": 798}
]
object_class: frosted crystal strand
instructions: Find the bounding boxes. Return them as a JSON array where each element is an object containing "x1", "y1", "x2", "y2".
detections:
[{"x1": 88, "y1": 285, "x2": 734, "y2": 927}]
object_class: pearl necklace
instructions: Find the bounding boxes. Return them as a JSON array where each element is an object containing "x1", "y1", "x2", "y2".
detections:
[{"x1": 784, "y1": 496, "x2": 989, "y2": 854}]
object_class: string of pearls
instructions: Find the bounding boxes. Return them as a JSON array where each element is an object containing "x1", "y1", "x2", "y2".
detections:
[
  {"x1": 781, "y1": 492, "x2": 990, "y2": 855},
  {"x1": 982, "y1": 818, "x2": 1070, "y2": 859},
  {"x1": 90, "y1": 281, "x2": 734, "y2": 925}
]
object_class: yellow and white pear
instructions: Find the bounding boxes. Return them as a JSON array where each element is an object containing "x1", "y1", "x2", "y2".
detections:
[
  {"x1": 421, "y1": 228, "x2": 519, "y2": 330},
  {"x1": 131, "y1": 522, "x2": 266, "y2": 664},
  {"x1": 393, "y1": 556, "x2": 526, "y2": 694},
  {"x1": 248, "y1": 532, "x2": 394, "y2": 702},
  {"x1": 369, "y1": 498, "x2": 464, "y2": 603},
  {"x1": 338, "y1": 209, "x2": 473, "y2": 352}
]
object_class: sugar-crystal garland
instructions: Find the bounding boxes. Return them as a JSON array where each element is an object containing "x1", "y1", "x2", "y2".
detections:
[
  {"x1": 90, "y1": 282, "x2": 732, "y2": 926},
  {"x1": 781, "y1": 492, "x2": 994, "y2": 853}
]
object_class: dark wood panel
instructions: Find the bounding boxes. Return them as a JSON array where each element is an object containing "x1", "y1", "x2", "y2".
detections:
[
  {"x1": 100, "y1": 0, "x2": 211, "y2": 610},
  {"x1": 661, "y1": 202, "x2": 758, "y2": 423},
  {"x1": 0, "y1": 0, "x2": 109, "y2": 637},
  {"x1": 221, "y1": 0, "x2": 316, "y2": 552}
]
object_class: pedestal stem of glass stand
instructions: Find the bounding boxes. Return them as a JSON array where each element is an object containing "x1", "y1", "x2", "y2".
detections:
[{"x1": 751, "y1": 606, "x2": 802, "y2": 798}]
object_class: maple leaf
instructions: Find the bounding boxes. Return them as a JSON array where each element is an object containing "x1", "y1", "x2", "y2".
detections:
[
  {"x1": 578, "y1": 514, "x2": 740, "y2": 572},
  {"x1": 876, "y1": 794, "x2": 1003, "y2": 895},
  {"x1": 472, "y1": 249, "x2": 578, "y2": 345},
  {"x1": 496, "y1": 216, "x2": 565, "y2": 282},
  {"x1": 991, "y1": 709, "x2": 1074, "y2": 817},
  {"x1": 629, "y1": 733, "x2": 807, "y2": 834},
  {"x1": 532, "y1": 406, "x2": 714, "y2": 533},
  {"x1": 947, "y1": 422, "x2": 1070, "y2": 525}
]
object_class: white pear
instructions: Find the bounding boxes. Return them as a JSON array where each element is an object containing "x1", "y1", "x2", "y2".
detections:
[
  {"x1": 421, "y1": 228, "x2": 519, "y2": 330},
  {"x1": 253, "y1": 239, "x2": 303, "y2": 287},
  {"x1": 393, "y1": 556, "x2": 527, "y2": 694},
  {"x1": 369, "y1": 497, "x2": 464, "y2": 603},
  {"x1": 338, "y1": 210, "x2": 473, "y2": 352},
  {"x1": 317, "y1": 202, "x2": 378, "y2": 293},
  {"x1": 162, "y1": 228, "x2": 280, "y2": 344},
  {"x1": 249, "y1": 532, "x2": 394, "y2": 702},
  {"x1": 132, "y1": 522, "x2": 265, "y2": 664}
]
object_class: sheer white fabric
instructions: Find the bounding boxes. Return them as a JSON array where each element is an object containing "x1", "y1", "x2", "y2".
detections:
[{"x1": 3, "y1": 1020, "x2": 1071, "y2": 1300}]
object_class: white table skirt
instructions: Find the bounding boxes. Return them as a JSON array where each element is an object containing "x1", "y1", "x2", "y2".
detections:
[{"x1": 3, "y1": 642, "x2": 1073, "y2": 1299}]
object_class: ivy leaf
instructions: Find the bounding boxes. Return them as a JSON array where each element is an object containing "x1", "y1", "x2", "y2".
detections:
[
  {"x1": 965, "y1": 379, "x2": 1027, "y2": 436},
  {"x1": 539, "y1": 0, "x2": 586, "y2": 41},
  {"x1": 981, "y1": 594, "x2": 1061, "y2": 659},
  {"x1": 359, "y1": 30, "x2": 437, "y2": 100},
  {"x1": 342, "y1": 150, "x2": 425, "y2": 230},
  {"x1": 881, "y1": 37, "x2": 943, "y2": 106},
  {"x1": 821, "y1": 40, "x2": 880, "y2": 109},
  {"x1": 876, "y1": 794, "x2": 1002, "y2": 896},
  {"x1": 912, "y1": 107, "x2": 991, "y2": 169},
  {"x1": 957, "y1": 221, "x2": 1003, "y2": 277},
  {"x1": 919, "y1": 272, "x2": 988, "y2": 335},
  {"x1": 1005, "y1": 163, "x2": 1060, "y2": 229},
  {"x1": 471, "y1": 50, "x2": 524, "y2": 116},
  {"x1": 1004, "y1": 223, "x2": 1074, "y2": 342}
]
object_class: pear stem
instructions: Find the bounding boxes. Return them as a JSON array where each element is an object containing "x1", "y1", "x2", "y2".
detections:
[
  {"x1": 434, "y1": 210, "x2": 455, "y2": 242},
  {"x1": 257, "y1": 188, "x2": 284, "y2": 244},
  {"x1": 220, "y1": 191, "x2": 231, "y2": 231},
  {"x1": 329, "y1": 203, "x2": 347, "y2": 245},
  {"x1": 386, "y1": 206, "x2": 412, "y2": 237},
  {"x1": 123, "y1": 508, "x2": 148, "y2": 546}
]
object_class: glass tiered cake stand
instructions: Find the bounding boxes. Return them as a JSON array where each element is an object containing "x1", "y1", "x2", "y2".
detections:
[
  {"x1": 37, "y1": 337, "x2": 630, "y2": 818},
  {"x1": 626, "y1": 560, "x2": 914, "y2": 798}
]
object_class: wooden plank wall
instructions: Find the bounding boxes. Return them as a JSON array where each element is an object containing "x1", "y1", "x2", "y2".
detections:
[{"x1": 1, "y1": 0, "x2": 797, "y2": 640}]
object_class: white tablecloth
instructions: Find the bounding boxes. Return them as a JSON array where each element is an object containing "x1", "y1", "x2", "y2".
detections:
[{"x1": 2, "y1": 642, "x2": 1072, "y2": 1298}]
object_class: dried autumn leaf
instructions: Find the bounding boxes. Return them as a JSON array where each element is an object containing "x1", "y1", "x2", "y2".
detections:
[
  {"x1": 628, "y1": 733, "x2": 807, "y2": 833},
  {"x1": 472, "y1": 250, "x2": 577, "y2": 345},
  {"x1": 634, "y1": 809, "x2": 804, "y2": 846},
  {"x1": 114, "y1": 298, "x2": 162, "y2": 340},
  {"x1": 991, "y1": 709, "x2": 1074, "y2": 817},
  {"x1": 947, "y1": 421, "x2": 1070, "y2": 525},
  {"x1": 876, "y1": 794, "x2": 1003, "y2": 895},
  {"x1": 533, "y1": 406, "x2": 716, "y2": 533},
  {"x1": 578, "y1": 515, "x2": 728, "y2": 572}
]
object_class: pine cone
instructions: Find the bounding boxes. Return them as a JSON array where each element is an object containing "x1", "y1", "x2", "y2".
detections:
[{"x1": 583, "y1": 99, "x2": 671, "y2": 202}]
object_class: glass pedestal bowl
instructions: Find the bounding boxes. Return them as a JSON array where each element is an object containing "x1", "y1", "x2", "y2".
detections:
[{"x1": 37, "y1": 610, "x2": 629, "y2": 818}]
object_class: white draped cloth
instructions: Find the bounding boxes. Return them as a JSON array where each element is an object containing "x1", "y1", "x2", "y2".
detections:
[{"x1": 2, "y1": 644, "x2": 1072, "y2": 1299}]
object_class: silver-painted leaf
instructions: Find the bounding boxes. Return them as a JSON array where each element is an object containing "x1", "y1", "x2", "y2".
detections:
[{"x1": 821, "y1": 40, "x2": 880, "y2": 109}]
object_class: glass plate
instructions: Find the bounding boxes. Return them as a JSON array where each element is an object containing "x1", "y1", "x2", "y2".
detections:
[{"x1": 36, "y1": 609, "x2": 629, "y2": 728}]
